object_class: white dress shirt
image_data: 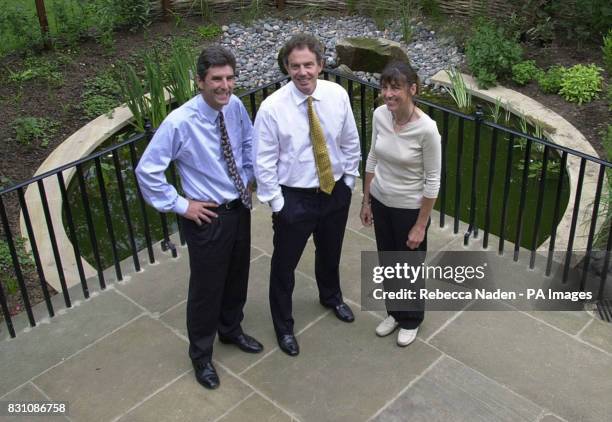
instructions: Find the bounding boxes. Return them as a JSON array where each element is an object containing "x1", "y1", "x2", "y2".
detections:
[{"x1": 253, "y1": 79, "x2": 361, "y2": 212}]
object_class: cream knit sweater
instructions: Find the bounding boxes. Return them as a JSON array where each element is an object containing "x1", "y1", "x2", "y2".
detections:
[{"x1": 365, "y1": 104, "x2": 442, "y2": 209}]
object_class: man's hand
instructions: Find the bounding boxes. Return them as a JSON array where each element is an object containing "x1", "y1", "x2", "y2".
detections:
[{"x1": 184, "y1": 199, "x2": 219, "y2": 225}]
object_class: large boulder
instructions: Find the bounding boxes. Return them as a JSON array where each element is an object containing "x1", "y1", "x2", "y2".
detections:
[{"x1": 335, "y1": 37, "x2": 410, "y2": 73}]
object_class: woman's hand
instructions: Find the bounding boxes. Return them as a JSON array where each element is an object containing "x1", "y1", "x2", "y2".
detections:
[
  {"x1": 360, "y1": 203, "x2": 373, "y2": 226},
  {"x1": 406, "y1": 223, "x2": 426, "y2": 249}
]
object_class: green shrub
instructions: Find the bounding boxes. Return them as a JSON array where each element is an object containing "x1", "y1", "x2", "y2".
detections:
[
  {"x1": 512, "y1": 60, "x2": 542, "y2": 85},
  {"x1": 11, "y1": 117, "x2": 59, "y2": 147},
  {"x1": 603, "y1": 29, "x2": 612, "y2": 73},
  {"x1": 6, "y1": 56, "x2": 64, "y2": 87},
  {"x1": 196, "y1": 24, "x2": 222, "y2": 40},
  {"x1": 80, "y1": 70, "x2": 122, "y2": 118},
  {"x1": 0, "y1": 238, "x2": 34, "y2": 295},
  {"x1": 113, "y1": 0, "x2": 151, "y2": 32},
  {"x1": 558, "y1": 64, "x2": 603, "y2": 104},
  {"x1": 0, "y1": 4, "x2": 41, "y2": 55},
  {"x1": 552, "y1": 0, "x2": 612, "y2": 45},
  {"x1": 537, "y1": 65, "x2": 566, "y2": 94},
  {"x1": 465, "y1": 19, "x2": 523, "y2": 88}
]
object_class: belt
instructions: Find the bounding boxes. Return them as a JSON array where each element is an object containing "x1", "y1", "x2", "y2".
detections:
[
  {"x1": 216, "y1": 198, "x2": 242, "y2": 210},
  {"x1": 281, "y1": 185, "x2": 324, "y2": 194}
]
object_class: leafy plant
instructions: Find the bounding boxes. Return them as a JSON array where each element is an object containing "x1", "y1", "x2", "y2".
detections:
[
  {"x1": 113, "y1": 0, "x2": 151, "y2": 31},
  {"x1": 0, "y1": 238, "x2": 34, "y2": 295},
  {"x1": 552, "y1": 0, "x2": 612, "y2": 45},
  {"x1": 512, "y1": 60, "x2": 542, "y2": 85},
  {"x1": 465, "y1": 19, "x2": 523, "y2": 88},
  {"x1": 558, "y1": 64, "x2": 603, "y2": 104},
  {"x1": 603, "y1": 29, "x2": 612, "y2": 74},
  {"x1": 444, "y1": 67, "x2": 472, "y2": 111},
  {"x1": 52, "y1": 0, "x2": 89, "y2": 46},
  {"x1": 536, "y1": 65, "x2": 566, "y2": 94},
  {"x1": 0, "y1": 4, "x2": 41, "y2": 55},
  {"x1": 81, "y1": 69, "x2": 122, "y2": 118},
  {"x1": 196, "y1": 24, "x2": 222, "y2": 40},
  {"x1": 11, "y1": 117, "x2": 59, "y2": 147},
  {"x1": 5, "y1": 56, "x2": 64, "y2": 87}
]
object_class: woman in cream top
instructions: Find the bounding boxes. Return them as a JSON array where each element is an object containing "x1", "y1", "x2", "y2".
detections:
[{"x1": 361, "y1": 61, "x2": 441, "y2": 347}]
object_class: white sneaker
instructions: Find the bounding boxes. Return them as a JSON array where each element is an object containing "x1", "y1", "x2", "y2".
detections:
[
  {"x1": 375, "y1": 316, "x2": 399, "y2": 337},
  {"x1": 397, "y1": 327, "x2": 418, "y2": 347}
]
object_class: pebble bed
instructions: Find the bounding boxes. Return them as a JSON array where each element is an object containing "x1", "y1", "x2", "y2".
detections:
[{"x1": 218, "y1": 15, "x2": 464, "y2": 89}]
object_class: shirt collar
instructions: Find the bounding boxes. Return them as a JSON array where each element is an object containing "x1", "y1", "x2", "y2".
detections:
[
  {"x1": 196, "y1": 94, "x2": 224, "y2": 123},
  {"x1": 289, "y1": 80, "x2": 322, "y2": 106}
]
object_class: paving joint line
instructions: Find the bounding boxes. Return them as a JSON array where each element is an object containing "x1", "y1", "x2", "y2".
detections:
[
  {"x1": 28, "y1": 381, "x2": 75, "y2": 422},
  {"x1": 424, "y1": 342, "x2": 554, "y2": 417},
  {"x1": 211, "y1": 391, "x2": 256, "y2": 422},
  {"x1": 424, "y1": 300, "x2": 475, "y2": 343},
  {"x1": 0, "y1": 313, "x2": 146, "y2": 400},
  {"x1": 109, "y1": 368, "x2": 192, "y2": 422},
  {"x1": 214, "y1": 360, "x2": 301, "y2": 421},
  {"x1": 367, "y1": 353, "x2": 445, "y2": 421},
  {"x1": 575, "y1": 316, "x2": 594, "y2": 338}
]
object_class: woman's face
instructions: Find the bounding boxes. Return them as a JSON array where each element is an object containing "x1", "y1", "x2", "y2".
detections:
[{"x1": 381, "y1": 80, "x2": 417, "y2": 113}]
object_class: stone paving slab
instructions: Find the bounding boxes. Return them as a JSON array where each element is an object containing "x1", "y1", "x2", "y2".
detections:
[
  {"x1": 372, "y1": 356, "x2": 543, "y2": 422},
  {"x1": 579, "y1": 318, "x2": 612, "y2": 354},
  {"x1": 0, "y1": 383, "x2": 70, "y2": 422},
  {"x1": 117, "y1": 368, "x2": 252, "y2": 422},
  {"x1": 0, "y1": 289, "x2": 142, "y2": 397},
  {"x1": 159, "y1": 255, "x2": 329, "y2": 374},
  {"x1": 429, "y1": 301, "x2": 612, "y2": 422},
  {"x1": 218, "y1": 393, "x2": 292, "y2": 422},
  {"x1": 32, "y1": 316, "x2": 190, "y2": 422},
  {"x1": 242, "y1": 312, "x2": 442, "y2": 422}
]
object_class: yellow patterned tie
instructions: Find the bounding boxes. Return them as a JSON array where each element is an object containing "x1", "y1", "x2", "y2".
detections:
[{"x1": 307, "y1": 96, "x2": 335, "y2": 194}]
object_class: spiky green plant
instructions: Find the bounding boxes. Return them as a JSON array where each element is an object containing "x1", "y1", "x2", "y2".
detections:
[
  {"x1": 444, "y1": 67, "x2": 472, "y2": 112},
  {"x1": 117, "y1": 63, "x2": 147, "y2": 132},
  {"x1": 166, "y1": 39, "x2": 197, "y2": 107},
  {"x1": 143, "y1": 51, "x2": 169, "y2": 128}
]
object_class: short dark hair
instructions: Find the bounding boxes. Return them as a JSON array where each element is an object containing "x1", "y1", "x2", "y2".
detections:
[
  {"x1": 380, "y1": 61, "x2": 420, "y2": 95},
  {"x1": 197, "y1": 45, "x2": 236, "y2": 79},
  {"x1": 280, "y1": 33, "x2": 325, "y2": 68}
]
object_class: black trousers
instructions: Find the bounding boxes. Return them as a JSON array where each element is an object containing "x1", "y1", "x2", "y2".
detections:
[
  {"x1": 181, "y1": 205, "x2": 250, "y2": 363},
  {"x1": 371, "y1": 196, "x2": 428, "y2": 329},
  {"x1": 269, "y1": 180, "x2": 352, "y2": 335}
]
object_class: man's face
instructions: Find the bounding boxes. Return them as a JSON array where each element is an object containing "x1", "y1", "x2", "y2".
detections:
[
  {"x1": 197, "y1": 64, "x2": 235, "y2": 110},
  {"x1": 286, "y1": 47, "x2": 323, "y2": 96}
]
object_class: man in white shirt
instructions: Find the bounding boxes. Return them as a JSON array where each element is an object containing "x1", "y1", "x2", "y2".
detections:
[{"x1": 253, "y1": 33, "x2": 361, "y2": 356}]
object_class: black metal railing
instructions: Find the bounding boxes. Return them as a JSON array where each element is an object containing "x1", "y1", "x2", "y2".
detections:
[{"x1": 1, "y1": 68, "x2": 611, "y2": 337}]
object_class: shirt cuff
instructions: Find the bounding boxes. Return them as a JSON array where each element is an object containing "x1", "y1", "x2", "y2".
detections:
[
  {"x1": 270, "y1": 196, "x2": 285, "y2": 212},
  {"x1": 343, "y1": 175, "x2": 356, "y2": 191},
  {"x1": 172, "y1": 196, "x2": 189, "y2": 216}
]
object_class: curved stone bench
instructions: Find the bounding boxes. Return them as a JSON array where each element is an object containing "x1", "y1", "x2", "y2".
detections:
[
  {"x1": 431, "y1": 71, "x2": 605, "y2": 255},
  {"x1": 19, "y1": 104, "x2": 137, "y2": 290}
]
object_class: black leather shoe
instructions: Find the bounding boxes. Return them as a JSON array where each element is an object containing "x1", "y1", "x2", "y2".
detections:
[
  {"x1": 277, "y1": 334, "x2": 299, "y2": 356},
  {"x1": 192, "y1": 360, "x2": 219, "y2": 390},
  {"x1": 331, "y1": 302, "x2": 355, "y2": 323},
  {"x1": 219, "y1": 333, "x2": 264, "y2": 353}
]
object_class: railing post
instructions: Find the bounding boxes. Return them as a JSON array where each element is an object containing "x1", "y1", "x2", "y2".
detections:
[{"x1": 465, "y1": 105, "x2": 483, "y2": 245}]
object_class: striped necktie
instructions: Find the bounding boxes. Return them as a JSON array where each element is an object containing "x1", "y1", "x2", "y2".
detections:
[
  {"x1": 218, "y1": 112, "x2": 252, "y2": 208},
  {"x1": 307, "y1": 96, "x2": 335, "y2": 194}
]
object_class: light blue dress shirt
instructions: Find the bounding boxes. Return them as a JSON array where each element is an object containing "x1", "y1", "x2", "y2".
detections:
[{"x1": 135, "y1": 94, "x2": 254, "y2": 215}]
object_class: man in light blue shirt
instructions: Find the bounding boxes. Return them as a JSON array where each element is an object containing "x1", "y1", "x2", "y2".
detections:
[{"x1": 136, "y1": 46, "x2": 263, "y2": 390}]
